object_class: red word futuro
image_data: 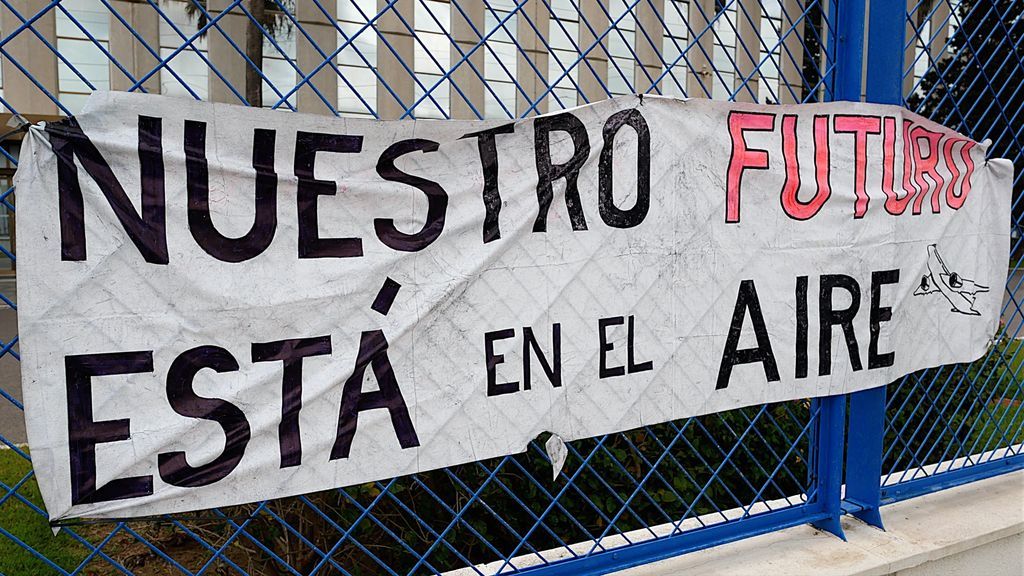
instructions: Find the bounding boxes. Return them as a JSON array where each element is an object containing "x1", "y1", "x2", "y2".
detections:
[{"x1": 725, "y1": 111, "x2": 978, "y2": 223}]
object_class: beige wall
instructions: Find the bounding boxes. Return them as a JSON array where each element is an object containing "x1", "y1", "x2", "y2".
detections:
[
  {"x1": 577, "y1": 0, "x2": 608, "y2": 105},
  {"x1": 376, "y1": 0, "x2": 414, "y2": 119},
  {"x1": 108, "y1": 0, "x2": 160, "y2": 95},
  {"x1": 207, "y1": 0, "x2": 248, "y2": 104},
  {"x1": 903, "y1": 0, "x2": 917, "y2": 99},
  {"x1": 1, "y1": 0, "x2": 58, "y2": 115},
  {"x1": 779, "y1": 0, "x2": 805, "y2": 104},
  {"x1": 516, "y1": 0, "x2": 549, "y2": 116},
  {"x1": 296, "y1": 1, "x2": 337, "y2": 115},
  {"x1": 686, "y1": 0, "x2": 714, "y2": 97},
  {"x1": 450, "y1": 1, "x2": 484, "y2": 119},
  {"x1": 734, "y1": 0, "x2": 762, "y2": 103},
  {"x1": 633, "y1": 0, "x2": 663, "y2": 95}
]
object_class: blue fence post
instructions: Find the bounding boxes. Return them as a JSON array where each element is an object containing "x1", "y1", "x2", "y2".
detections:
[
  {"x1": 831, "y1": 0, "x2": 866, "y2": 102},
  {"x1": 845, "y1": 387, "x2": 887, "y2": 528},
  {"x1": 843, "y1": 0, "x2": 907, "y2": 530},
  {"x1": 810, "y1": 396, "x2": 847, "y2": 539},
  {"x1": 809, "y1": 0, "x2": 868, "y2": 541}
]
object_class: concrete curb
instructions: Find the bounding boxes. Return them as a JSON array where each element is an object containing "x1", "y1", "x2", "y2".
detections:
[{"x1": 613, "y1": 470, "x2": 1024, "y2": 576}]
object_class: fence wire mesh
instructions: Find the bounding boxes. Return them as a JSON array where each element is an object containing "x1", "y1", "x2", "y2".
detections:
[
  {"x1": 880, "y1": 0, "x2": 1023, "y2": 497},
  {"x1": 0, "y1": 0, "x2": 1019, "y2": 575}
]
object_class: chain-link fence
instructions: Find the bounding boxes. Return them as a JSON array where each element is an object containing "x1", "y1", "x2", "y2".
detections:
[
  {"x1": 870, "y1": 0, "x2": 1024, "y2": 506},
  {"x1": 0, "y1": 0, "x2": 1020, "y2": 574}
]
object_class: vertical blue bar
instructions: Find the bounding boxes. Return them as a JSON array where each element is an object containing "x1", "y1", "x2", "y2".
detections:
[
  {"x1": 833, "y1": 0, "x2": 865, "y2": 102},
  {"x1": 845, "y1": 388, "x2": 887, "y2": 528},
  {"x1": 864, "y1": 0, "x2": 907, "y2": 105},
  {"x1": 810, "y1": 396, "x2": 847, "y2": 539},
  {"x1": 808, "y1": 0, "x2": 867, "y2": 541},
  {"x1": 843, "y1": 0, "x2": 907, "y2": 530}
]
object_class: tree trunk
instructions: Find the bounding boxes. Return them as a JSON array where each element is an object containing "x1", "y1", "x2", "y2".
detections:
[{"x1": 245, "y1": 0, "x2": 265, "y2": 107}]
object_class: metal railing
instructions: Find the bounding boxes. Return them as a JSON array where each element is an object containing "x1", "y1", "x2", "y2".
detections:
[{"x1": 0, "y1": 0, "x2": 1020, "y2": 574}]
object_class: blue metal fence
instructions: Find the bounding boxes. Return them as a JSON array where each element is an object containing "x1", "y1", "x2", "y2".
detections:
[{"x1": 0, "y1": 0, "x2": 1020, "y2": 574}]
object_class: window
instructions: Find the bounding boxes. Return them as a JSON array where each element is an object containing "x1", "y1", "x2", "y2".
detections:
[
  {"x1": 548, "y1": 0, "x2": 581, "y2": 109},
  {"x1": 483, "y1": 0, "x2": 517, "y2": 118},
  {"x1": 607, "y1": 0, "x2": 637, "y2": 97},
  {"x1": 711, "y1": 5, "x2": 736, "y2": 99},
  {"x1": 261, "y1": 25, "x2": 296, "y2": 109},
  {"x1": 337, "y1": 0, "x2": 377, "y2": 117},
  {"x1": 759, "y1": 0, "x2": 785, "y2": 103},
  {"x1": 413, "y1": 0, "x2": 450, "y2": 119},
  {"x1": 662, "y1": 1, "x2": 690, "y2": 98},
  {"x1": 729, "y1": 0, "x2": 766, "y2": 102},
  {"x1": 57, "y1": 0, "x2": 110, "y2": 113},
  {"x1": 159, "y1": 0, "x2": 209, "y2": 101}
]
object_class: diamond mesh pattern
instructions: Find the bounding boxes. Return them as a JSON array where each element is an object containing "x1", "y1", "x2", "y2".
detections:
[{"x1": 882, "y1": 0, "x2": 1023, "y2": 492}]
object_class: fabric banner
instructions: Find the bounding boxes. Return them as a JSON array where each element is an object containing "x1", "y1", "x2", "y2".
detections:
[{"x1": 15, "y1": 92, "x2": 1012, "y2": 521}]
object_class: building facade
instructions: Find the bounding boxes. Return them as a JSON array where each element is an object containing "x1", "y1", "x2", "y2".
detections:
[{"x1": 0, "y1": 0, "x2": 952, "y2": 274}]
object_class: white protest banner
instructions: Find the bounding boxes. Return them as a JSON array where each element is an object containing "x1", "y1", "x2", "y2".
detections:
[{"x1": 15, "y1": 92, "x2": 1012, "y2": 522}]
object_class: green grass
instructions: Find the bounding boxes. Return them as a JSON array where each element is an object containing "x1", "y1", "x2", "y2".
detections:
[
  {"x1": 999, "y1": 338, "x2": 1024, "y2": 378},
  {"x1": 967, "y1": 400, "x2": 1024, "y2": 453},
  {"x1": 962, "y1": 338, "x2": 1024, "y2": 453},
  {"x1": 958, "y1": 337, "x2": 1024, "y2": 453},
  {"x1": 0, "y1": 448, "x2": 88, "y2": 576}
]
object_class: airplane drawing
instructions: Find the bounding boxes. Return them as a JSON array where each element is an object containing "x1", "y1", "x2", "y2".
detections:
[{"x1": 913, "y1": 244, "x2": 989, "y2": 316}]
